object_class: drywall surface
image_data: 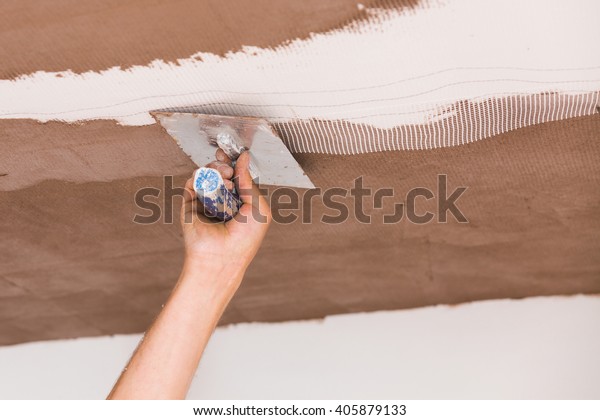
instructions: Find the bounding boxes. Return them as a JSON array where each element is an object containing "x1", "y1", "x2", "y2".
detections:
[{"x1": 0, "y1": 295, "x2": 598, "y2": 399}]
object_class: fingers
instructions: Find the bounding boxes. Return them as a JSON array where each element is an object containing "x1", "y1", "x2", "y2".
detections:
[
  {"x1": 207, "y1": 148, "x2": 235, "y2": 191},
  {"x1": 181, "y1": 176, "x2": 198, "y2": 223},
  {"x1": 183, "y1": 151, "x2": 271, "y2": 229},
  {"x1": 206, "y1": 161, "x2": 233, "y2": 179},
  {"x1": 233, "y1": 151, "x2": 257, "y2": 205},
  {"x1": 215, "y1": 148, "x2": 233, "y2": 165},
  {"x1": 233, "y1": 152, "x2": 270, "y2": 222},
  {"x1": 182, "y1": 177, "x2": 196, "y2": 205}
]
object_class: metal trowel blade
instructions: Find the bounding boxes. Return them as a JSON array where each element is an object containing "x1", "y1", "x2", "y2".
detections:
[{"x1": 152, "y1": 112, "x2": 314, "y2": 189}]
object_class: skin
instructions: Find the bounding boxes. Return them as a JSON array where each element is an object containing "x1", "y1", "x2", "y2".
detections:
[{"x1": 108, "y1": 150, "x2": 271, "y2": 399}]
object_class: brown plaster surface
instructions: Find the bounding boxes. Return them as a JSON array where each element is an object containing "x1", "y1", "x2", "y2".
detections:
[
  {"x1": 0, "y1": 0, "x2": 419, "y2": 78},
  {"x1": 0, "y1": 119, "x2": 194, "y2": 191},
  {"x1": 1, "y1": 115, "x2": 599, "y2": 345}
]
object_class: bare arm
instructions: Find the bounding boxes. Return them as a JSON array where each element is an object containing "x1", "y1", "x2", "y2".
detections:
[{"x1": 108, "y1": 151, "x2": 271, "y2": 399}]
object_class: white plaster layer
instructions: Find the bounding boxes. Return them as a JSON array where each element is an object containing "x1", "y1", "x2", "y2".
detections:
[{"x1": 0, "y1": 0, "x2": 599, "y2": 128}]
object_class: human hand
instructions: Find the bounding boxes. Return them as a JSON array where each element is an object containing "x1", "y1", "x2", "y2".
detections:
[
  {"x1": 110, "y1": 149, "x2": 269, "y2": 400},
  {"x1": 180, "y1": 149, "x2": 271, "y2": 293}
]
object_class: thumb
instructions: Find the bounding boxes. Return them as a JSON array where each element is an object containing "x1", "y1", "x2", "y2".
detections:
[
  {"x1": 232, "y1": 151, "x2": 270, "y2": 224},
  {"x1": 234, "y1": 151, "x2": 260, "y2": 207}
]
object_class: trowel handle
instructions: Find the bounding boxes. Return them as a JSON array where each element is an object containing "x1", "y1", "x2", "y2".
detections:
[{"x1": 193, "y1": 167, "x2": 242, "y2": 222}]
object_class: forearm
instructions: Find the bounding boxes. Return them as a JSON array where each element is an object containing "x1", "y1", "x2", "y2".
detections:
[{"x1": 108, "y1": 261, "x2": 245, "y2": 399}]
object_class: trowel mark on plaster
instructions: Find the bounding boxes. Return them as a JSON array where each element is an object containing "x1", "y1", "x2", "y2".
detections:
[{"x1": 0, "y1": 0, "x2": 599, "y2": 152}]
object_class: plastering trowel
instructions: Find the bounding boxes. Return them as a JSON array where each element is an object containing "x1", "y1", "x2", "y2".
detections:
[{"x1": 152, "y1": 112, "x2": 314, "y2": 221}]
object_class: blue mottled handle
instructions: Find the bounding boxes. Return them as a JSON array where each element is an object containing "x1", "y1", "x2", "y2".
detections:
[{"x1": 193, "y1": 167, "x2": 242, "y2": 221}]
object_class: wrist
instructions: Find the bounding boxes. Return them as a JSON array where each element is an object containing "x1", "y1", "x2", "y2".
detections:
[{"x1": 179, "y1": 257, "x2": 246, "y2": 298}]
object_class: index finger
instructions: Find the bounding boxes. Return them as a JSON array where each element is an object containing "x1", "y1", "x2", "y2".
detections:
[{"x1": 183, "y1": 177, "x2": 196, "y2": 203}]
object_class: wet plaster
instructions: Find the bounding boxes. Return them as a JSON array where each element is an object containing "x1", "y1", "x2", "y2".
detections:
[
  {"x1": 1, "y1": 115, "x2": 599, "y2": 345},
  {"x1": 0, "y1": 0, "x2": 419, "y2": 78}
]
